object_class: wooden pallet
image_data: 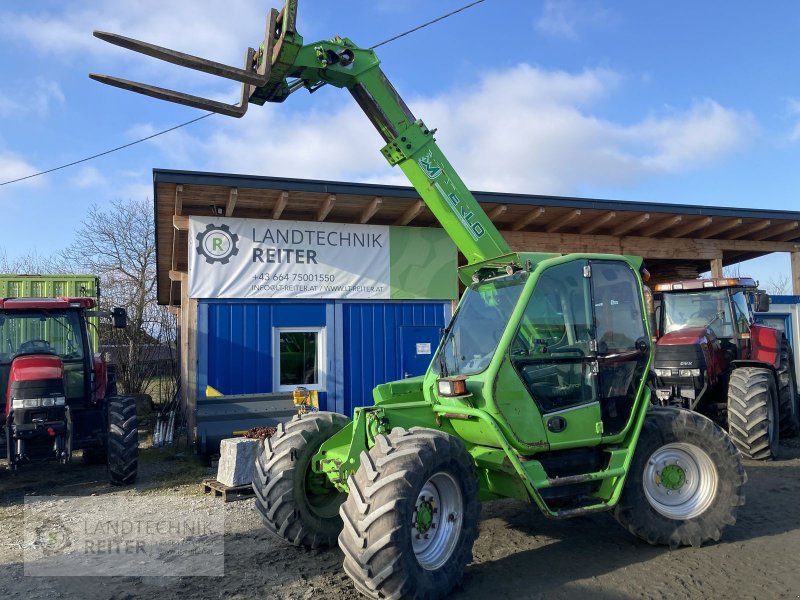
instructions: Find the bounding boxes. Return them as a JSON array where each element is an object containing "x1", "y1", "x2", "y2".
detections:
[{"x1": 202, "y1": 478, "x2": 254, "y2": 502}]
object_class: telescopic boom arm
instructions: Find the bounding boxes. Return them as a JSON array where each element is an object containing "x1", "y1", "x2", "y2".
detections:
[{"x1": 90, "y1": 0, "x2": 512, "y2": 265}]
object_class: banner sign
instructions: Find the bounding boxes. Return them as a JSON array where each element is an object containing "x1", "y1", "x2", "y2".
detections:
[{"x1": 189, "y1": 217, "x2": 392, "y2": 299}]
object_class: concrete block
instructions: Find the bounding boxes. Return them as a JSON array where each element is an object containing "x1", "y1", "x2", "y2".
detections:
[{"x1": 216, "y1": 438, "x2": 261, "y2": 487}]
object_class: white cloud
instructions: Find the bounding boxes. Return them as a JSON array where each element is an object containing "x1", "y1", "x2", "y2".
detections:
[
  {"x1": 0, "y1": 151, "x2": 42, "y2": 188},
  {"x1": 535, "y1": 0, "x2": 613, "y2": 41},
  {"x1": 69, "y1": 166, "x2": 108, "y2": 189},
  {"x1": 0, "y1": 79, "x2": 64, "y2": 118},
  {"x1": 134, "y1": 64, "x2": 754, "y2": 197}
]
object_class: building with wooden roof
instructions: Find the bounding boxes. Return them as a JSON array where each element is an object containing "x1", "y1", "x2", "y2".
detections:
[{"x1": 152, "y1": 168, "x2": 800, "y2": 452}]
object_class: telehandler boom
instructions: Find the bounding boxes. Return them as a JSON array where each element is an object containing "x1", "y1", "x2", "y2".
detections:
[{"x1": 91, "y1": 3, "x2": 746, "y2": 598}]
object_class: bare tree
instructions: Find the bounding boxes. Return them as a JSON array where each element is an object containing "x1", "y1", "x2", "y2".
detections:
[
  {"x1": 766, "y1": 273, "x2": 791, "y2": 295},
  {"x1": 0, "y1": 248, "x2": 72, "y2": 274},
  {"x1": 63, "y1": 198, "x2": 177, "y2": 399}
]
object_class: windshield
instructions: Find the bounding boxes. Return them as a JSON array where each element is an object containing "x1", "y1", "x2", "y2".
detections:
[
  {"x1": 0, "y1": 310, "x2": 85, "y2": 364},
  {"x1": 662, "y1": 290, "x2": 733, "y2": 337},
  {"x1": 434, "y1": 272, "x2": 526, "y2": 377}
]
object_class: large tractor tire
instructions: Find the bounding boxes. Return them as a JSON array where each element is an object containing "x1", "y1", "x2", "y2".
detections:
[
  {"x1": 107, "y1": 396, "x2": 138, "y2": 485},
  {"x1": 339, "y1": 427, "x2": 480, "y2": 600},
  {"x1": 778, "y1": 338, "x2": 800, "y2": 437},
  {"x1": 614, "y1": 407, "x2": 746, "y2": 548},
  {"x1": 727, "y1": 367, "x2": 780, "y2": 460},
  {"x1": 253, "y1": 411, "x2": 350, "y2": 548}
]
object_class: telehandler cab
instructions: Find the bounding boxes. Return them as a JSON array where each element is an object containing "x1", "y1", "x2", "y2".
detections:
[{"x1": 92, "y1": 3, "x2": 746, "y2": 597}]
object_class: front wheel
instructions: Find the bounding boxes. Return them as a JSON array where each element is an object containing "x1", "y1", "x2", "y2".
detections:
[
  {"x1": 107, "y1": 396, "x2": 138, "y2": 486},
  {"x1": 613, "y1": 407, "x2": 746, "y2": 548},
  {"x1": 727, "y1": 367, "x2": 779, "y2": 459},
  {"x1": 338, "y1": 427, "x2": 480, "y2": 600}
]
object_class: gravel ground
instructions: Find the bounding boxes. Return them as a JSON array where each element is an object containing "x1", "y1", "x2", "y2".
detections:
[{"x1": 2, "y1": 439, "x2": 800, "y2": 600}]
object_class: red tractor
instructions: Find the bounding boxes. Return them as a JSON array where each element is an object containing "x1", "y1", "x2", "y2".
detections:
[
  {"x1": 0, "y1": 296, "x2": 138, "y2": 484},
  {"x1": 651, "y1": 277, "x2": 799, "y2": 459}
]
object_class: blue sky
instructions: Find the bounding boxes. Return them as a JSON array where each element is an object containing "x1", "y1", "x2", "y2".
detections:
[{"x1": 0, "y1": 1, "x2": 797, "y2": 285}]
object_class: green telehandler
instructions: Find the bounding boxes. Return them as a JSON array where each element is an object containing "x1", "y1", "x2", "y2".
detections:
[{"x1": 91, "y1": 3, "x2": 746, "y2": 598}]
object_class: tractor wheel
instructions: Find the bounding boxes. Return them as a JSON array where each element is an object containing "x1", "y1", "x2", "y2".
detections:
[
  {"x1": 727, "y1": 367, "x2": 780, "y2": 460},
  {"x1": 778, "y1": 338, "x2": 799, "y2": 437},
  {"x1": 253, "y1": 411, "x2": 350, "y2": 548},
  {"x1": 338, "y1": 427, "x2": 480, "y2": 600},
  {"x1": 107, "y1": 396, "x2": 138, "y2": 485},
  {"x1": 613, "y1": 407, "x2": 745, "y2": 548}
]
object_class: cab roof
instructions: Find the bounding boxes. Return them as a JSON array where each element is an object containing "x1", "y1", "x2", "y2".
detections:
[
  {"x1": 0, "y1": 297, "x2": 96, "y2": 310},
  {"x1": 654, "y1": 277, "x2": 758, "y2": 292}
]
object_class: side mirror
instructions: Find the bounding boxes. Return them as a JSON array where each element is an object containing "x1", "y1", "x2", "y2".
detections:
[
  {"x1": 112, "y1": 307, "x2": 127, "y2": 328},
  {"x1": 755, "y1": 291, "x2": 770, "y2": 313}
]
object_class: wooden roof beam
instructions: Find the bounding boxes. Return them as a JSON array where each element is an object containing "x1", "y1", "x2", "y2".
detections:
[
  {"x1": 729, "y1": 219, "x2": 771, "y2": 240},
  {"x1": 395, "y1": 200, "x2": 424, "y2": 226},
  {"x1": 580, "y1": 211, "x2": 616, "y2": 234},
  {"x1": 762, "y1": 221, "x2": 799, "y2": 240},
  {"x1": 511, "y1": 207, "x2": 546, "y2": 231},
  {"x1": 641, "y1": 215, "x2": 682, "y2": 238},
  {"x1": 272, "y1": 191, "x2": 288, "y2": 220},
  {"x1": 546, "y1": 209, "x2": 582, "y2": 233},
  {"x1": 359, "y1": 196, "x2": 382, "y2": 224},
  {"x1": 225, "y1": 187, "x2": 238, "y2": 216},
  {"x1": 671, "y1": 216, "x2": 712, "y2": 238},
  {"x1": 169, "y1": 269, "x2": 186, "y2": 282},
  {"x1": 612, "y1": 213, "x2": 650, "y2": 236},
  {"x1": 316, "y1": 194, "x2": 336, "y2": 222},
  {"x1": 699, "y1": 218, "x2": 742, "y2": 239},
  {"x1": 174, "y1": 184, "x2": 183, "y2": 215},
  {"x1": 486, "y1": 204, "x2": 508, "y2": 221}
]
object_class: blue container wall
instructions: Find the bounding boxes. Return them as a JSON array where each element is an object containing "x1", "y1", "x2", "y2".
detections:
[
  {"x1": 199, "y1": 299, "x2": 449, "y2": 417},
  {"x1": 203, "y1": 301, "x2": 327, "y2": 395},
  {"x1": 340, "y1": 302, "x2": 447, "y2": 415}
]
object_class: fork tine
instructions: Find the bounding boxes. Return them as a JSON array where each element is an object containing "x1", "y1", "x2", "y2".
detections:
[
  {"x1": 89, "y1": 74, "x2": 248, "y2": 118},
  {"x1": 93, "y1": 31, "x2": 266, "y2": 87}
]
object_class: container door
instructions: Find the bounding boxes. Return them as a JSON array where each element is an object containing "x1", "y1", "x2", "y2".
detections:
[{"x1": 400, "y1": 326, "x2": 441, "y2": 378}]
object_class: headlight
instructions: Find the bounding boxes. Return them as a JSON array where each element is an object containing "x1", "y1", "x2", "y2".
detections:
[
  {"x1": 437, "y1": 378, "x2": 469, "y2": 397},
  {"x1": 654, "y1": 368, "x2": 672, "y2": 377},
  {"x1": 10, "y1": 396, "x2": 66, "y2": 409},
  {"x1": 678, "y1": 369, "x2": 701, "y2": 377}
]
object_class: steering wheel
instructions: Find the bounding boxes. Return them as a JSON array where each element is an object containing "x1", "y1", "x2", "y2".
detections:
[{"x1": 17, "y1": 339, "x2": 55, "y2": 355}]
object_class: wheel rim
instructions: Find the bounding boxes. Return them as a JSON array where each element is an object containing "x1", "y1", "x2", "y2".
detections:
[
  {"x1": 411, "y1": 471, "x2": 463, "y2": 570},
  {"x1": 642, "y1": 442, "x2": 718, "y2": 520},
  {"x1": 303, "y1": 463, "x2": 343, "y2": 519}
]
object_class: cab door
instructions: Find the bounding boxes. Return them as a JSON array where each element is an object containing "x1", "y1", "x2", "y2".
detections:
[
  {"x1": 509, "y1": 259, "x2": 603, "y2": 449},
  {"x1": 590, "y1": 260, "x2": 650, "y2": 436}
]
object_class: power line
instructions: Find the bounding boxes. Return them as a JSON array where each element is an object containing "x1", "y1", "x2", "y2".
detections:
[
  {"x1": 0, "y1": 0, "x2": 488, "y2": 187},
  {"x1": 370, "y1": 0, "x2": 485, "y2": 49},
  {"x1": 1, "y1": 113, "x2": 214, "y2": 186}
]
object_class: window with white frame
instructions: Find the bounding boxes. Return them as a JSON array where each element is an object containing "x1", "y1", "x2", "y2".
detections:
[{"x1": 273, "y1": 327, "x2": 326, "y2": 392}]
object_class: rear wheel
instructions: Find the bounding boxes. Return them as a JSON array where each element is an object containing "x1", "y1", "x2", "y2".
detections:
[
  {"x1": 727, "y1": 367, "x2": 779, "y2": 459},
  {"x1": 778, "y1": 338, "x2": 799, "y2": 437},
  {"x1": 613, "y1": 407, "x2": 745, "y2": 547},
  {"x1": 253, "y1": 411, "x2": 349, "y2": 548},
  {"x1": 107, "y1": 396, "x2": 138, "y2": 485},
  {"x1": 338, "y1": 427, "x2": 480, "y2": 600}
]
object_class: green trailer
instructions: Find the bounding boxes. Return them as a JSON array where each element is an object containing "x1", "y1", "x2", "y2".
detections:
[{"x1": 0, "y1": 274, "x2": 101, "y2": 351}]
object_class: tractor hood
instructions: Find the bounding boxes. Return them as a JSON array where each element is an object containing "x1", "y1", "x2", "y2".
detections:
[
  {"x1": 656, "y1": 327, "x2": 714, "y2": 347},
  {"x1": 10, "y1": 355, "x2": 64, "y2": 382}
]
